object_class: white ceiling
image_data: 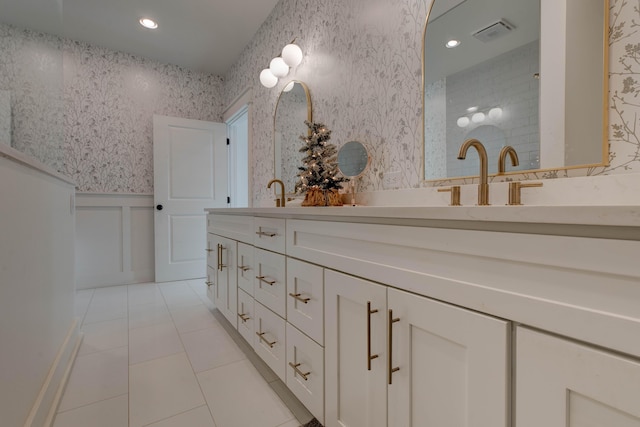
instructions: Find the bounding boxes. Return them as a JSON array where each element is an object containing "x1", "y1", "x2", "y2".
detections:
[{"x1": 0, "y1": 0, "x2": 281, "y2": 76}]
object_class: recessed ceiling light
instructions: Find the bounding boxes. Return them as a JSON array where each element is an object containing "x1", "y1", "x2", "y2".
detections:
[
  {"x1": 139, "y1": 18, "x2": 158, "y2": 29},
  {"x1": 445, "y1": 39, "x2": 461, "y2": 48}
]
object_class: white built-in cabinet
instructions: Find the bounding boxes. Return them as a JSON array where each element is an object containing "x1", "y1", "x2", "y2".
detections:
[
  {"x1": 206, "y1": 211, "x2": 640, "y2": 427},
  {"x1": 516, "y1": 327, "x2": 640, "y2": 426},
  {"x1": 324, "y1": 270, "x2": 509, "y2": 427}
]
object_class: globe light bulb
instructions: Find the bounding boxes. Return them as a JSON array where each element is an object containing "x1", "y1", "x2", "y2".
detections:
[
  {"x1": 457, "y1": 117, "x2": 470, "y2": 127},
  {"x1": 472, "y1": 112, "x2": 485, "y2": 123},
  {"x1": 259, "y1": 69, "x2": 278, "y2": 88},
  {"x1": 488, "y1": 107, "x2": 503, "y2": 119},
  {"x1": 269, "y1": 57, "x2": 289, "y2": 78},
  {"x1": 282, "y1": 43, "x2": 303, "y2": 67}
]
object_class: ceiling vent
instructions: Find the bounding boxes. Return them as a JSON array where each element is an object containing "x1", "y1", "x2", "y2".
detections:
[{"x1": 472, "y1": 19, "x2": 515, "y2": 43}]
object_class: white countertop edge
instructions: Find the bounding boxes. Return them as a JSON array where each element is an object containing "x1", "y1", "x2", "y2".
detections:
[
  {"x1": 205, "y1": 205, "x2": 640, "y2": 228},
  {"x1": 0, "y1": 144, "x2": 76, "y2": 186}
]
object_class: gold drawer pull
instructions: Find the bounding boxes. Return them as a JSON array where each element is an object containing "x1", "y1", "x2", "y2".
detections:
[
  {"x1": 255, "y1": 231, "x2": 277, "y2": 237},
  {"x1": 289, "y1": 293, "x2": 310, "y2": 304},
  {"x1": 256, "y1": 276, "x2": 276, "y2": 286},
  {"x1": 205, "y1": 248, "x2": 214, "y2": 252},
  {"x1": 205, "y1": 281, "x2": 214, "y2": 287},
  {"x1": 238, "y1": 265, "x2": 251, "y2": 272},
  {"x1": 238, "y1": 313, "x2": 250, "y2": 322},
  {"x1": 367, "y1": 301, "x2": 379, "y2": 370},
  {"x1": 289, "y1": 362, "x2": 311, "y2": 381},
  {"x1": 256, "y1": 331, "x2": 276, "y2": 348},
  {"x1": 388, "y1": 309, "x2": 400, "y2": 385}
]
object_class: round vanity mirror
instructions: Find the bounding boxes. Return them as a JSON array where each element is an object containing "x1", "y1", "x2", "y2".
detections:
[{"x1": 338, "y1": 140, "x2": 370, "y2": 205}]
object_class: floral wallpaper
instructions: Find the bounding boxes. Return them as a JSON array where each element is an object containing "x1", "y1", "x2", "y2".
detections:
[
  {"x1": 0, "y1": 24, "x2": 64, "y2": 170},
  {"x1": 0, "y1": 23, "x2": 224, "y2": 193},
  {"x1": 62, "y1": 40, "x2": 224, "y2": 192},
  {"x1": 2, "y1": 0, "x2": 640, "y2": 199},
  {"x1": 226, "y1": 0, "x2": 640, "y2": 203}
]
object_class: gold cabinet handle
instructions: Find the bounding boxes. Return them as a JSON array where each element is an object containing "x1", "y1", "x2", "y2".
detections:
[
  {"x1": 217, "y1": 244, "x2": 227, "y2": 271},
  {"x1": 289, "y1": 362, "x2": 311, "y2": 381},
  {"x1": 256, "y1": 276, "x2": 276, "y2": 286},
  {"x1": 205, "y1": 281, "x2": 214, "y2": 287},
  {"x1": 256, "y1": 331, "x2": 276, "y2": 348},
  {"x1": 388, "y1": 309, "x2": 400, "y2": 385},
  {"x1": 255, "y1": 230, "x2": 277, "y2": 237},
  {"x1": 238, "y1": 265, "x2": 251, "y2": 272},
  {"x1": 238, "y1": 313, "x2": 250, "y2": 323},
  {"x1": 289, "y1": 293, "x2": 310, "y2": 304},
  {"x1": 205, "y1": 248, "x2": 214, "y2": 252},
  {"x1": 367, "y1": 301, "x2": 379, "y2": 371}
]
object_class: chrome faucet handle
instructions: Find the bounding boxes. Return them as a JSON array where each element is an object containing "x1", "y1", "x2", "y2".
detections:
[
  {"x1": 507, "y1": 181, "x2": 543, "y2": 205},
  {"x1": 437, "y1": 186, "x2": 461, "y2": 206}
]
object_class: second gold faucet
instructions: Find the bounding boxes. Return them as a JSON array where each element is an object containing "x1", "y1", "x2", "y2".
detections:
[{"x1": 267, "y1": 179, "x2": 286, "y2": 207}]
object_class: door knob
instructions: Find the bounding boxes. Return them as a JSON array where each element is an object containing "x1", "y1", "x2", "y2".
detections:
[{"x1": 156, "y1": 204, "x2": 163, "y2": 211}]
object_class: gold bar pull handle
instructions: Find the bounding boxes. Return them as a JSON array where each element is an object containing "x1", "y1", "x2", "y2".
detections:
[
  {"x1": 289, "y1": 293, "x2": 311, "y2": 304},
  {"x1": 238, "y1": 313, "x2": 250, "y2": 323},
  {"x1": 217, "y1": 244, "x2": 227, "y2": 271},
  {"x1": 256, "y1": 331, "x2": 277, "y2": 348},
  {"x1": 437, "y1": 186, "x2": 461, "y2": 206},
  {"x1": 238, "y1": 265, "x2": 251, "y2": 272},
  {"x1": 388, "y1": 309, "x2": 400, "y2": 385},
  {"x1": 256, "y1": 276, "x2": 276, "y2": 286},
  {"x1": 205, "y1": 281, "x2": 213, "y2": 287},
  {"x1": 205, "y1": 248, "x2": 214, "y2": 252},
  {"x1": 255, "y1": 230, "x2": 277, "y2": 237},
  {"x1": 289, "y1": 362, "x2": 311, "y2": 381},
  {"x1": 367, "y1": 301, "x2": 379, "y2": 370}
]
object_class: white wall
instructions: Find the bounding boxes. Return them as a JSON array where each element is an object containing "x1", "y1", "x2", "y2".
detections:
[
  {"x1": 0, "y1": 145, "x2": 78, "y2": 427},
  {"x1": 75, "y1": 193, "x2": 155, "y2": 289}
]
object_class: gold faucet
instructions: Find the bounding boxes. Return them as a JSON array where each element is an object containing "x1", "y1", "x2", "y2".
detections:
[
  {"x1": 267, "y1": 179, "x2": 286, "y2": 207},
  {"x1": 457, "y1": 138, "x2": 490, "y2": 205},
  {"x1": 498, "y1": 146, "x2": 520, "y2": 174}
]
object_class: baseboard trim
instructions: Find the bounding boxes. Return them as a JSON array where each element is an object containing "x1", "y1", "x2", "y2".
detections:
[{"x1": 23, "y1": 319, "x2": 82, "y2": 427}]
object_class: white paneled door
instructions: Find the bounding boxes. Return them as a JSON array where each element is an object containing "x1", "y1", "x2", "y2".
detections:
[{"x1": 153, "y1": 115, "x2": 228, "y2": 282}]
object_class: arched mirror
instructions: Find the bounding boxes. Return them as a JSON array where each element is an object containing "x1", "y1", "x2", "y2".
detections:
[
  {"x1": 338, "y1": 140, "x2": 370, "y2": 206},
  {"x1": 274, "y1": 80, "x2": 312, "y2": 195},
  {"x1": 423, "y1": 0, "x2": 608, "y2": 181}
]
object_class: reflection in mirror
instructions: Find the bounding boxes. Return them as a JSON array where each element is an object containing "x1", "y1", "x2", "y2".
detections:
[
  {"x1": 274, "y1": 80, "x2": 311, "y2": 195},
  {"x1": 338, "y1": 141, "x2": 370, "y2": 205},
  {"x1": 423, "y1": 0, "x2": 607, "y2": 181}
]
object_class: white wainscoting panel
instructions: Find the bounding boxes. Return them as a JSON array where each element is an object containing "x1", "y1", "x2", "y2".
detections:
[{"x1": 75, "y1": 193, "x2": 154, "y2": 289}]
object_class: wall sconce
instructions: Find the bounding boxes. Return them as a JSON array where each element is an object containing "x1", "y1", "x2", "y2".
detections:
[
  {"x1": 457, "y1": 106, "x2": 503, "y2": 127},
  {"x1": 259, "y1": 41, "x2": 303, "y2": 88}
]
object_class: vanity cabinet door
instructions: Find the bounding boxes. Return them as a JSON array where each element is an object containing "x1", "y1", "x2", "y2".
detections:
[
  {"x1": 325, "y1": 270, "x2": 387, "y2": 427},
  {"x1": 237, "y1": 288, "x2": 254, "y2": 345},
  {"x1": 209, "y1": 235, "x2": 237, "y2": 328},
  {"x1": 254, "y1": 301, "x2": 287, "y2": 381},
  {"x1": 286, "y1": 258, "x2": 324, "y2": 345},
  {"x1": 237, "y1": 242, "x2": 254, "y2": 296},
  {"x1": 516, "y1": 327, "x2": 640, "y2": 427},
  {"x1": 387, "y1": 288, "x2": 509, "y2": 427}
]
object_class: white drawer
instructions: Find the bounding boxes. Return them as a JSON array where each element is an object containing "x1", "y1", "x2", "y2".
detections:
[
  {"x1": 208, "y1": 213, "x2": 254, "y2": 243},
  {"x1": 254, "y1": 217, "x2": 286, "y2": 253},
  {"x1": 254, "y1": 302, "x2": 286, "y2": 381},
  {"x1": 286, "y1": 323, "x2": 325, "y2": 425},
  {"x1": 286, "y1": 259, "x2": 324, "y2": 345},
  {"x1": 254, "y1": 248, "x2": 287, "y2": 318},
  {"x1": 237, "y1": 289, "x2": 254, "y2": 345},
  {"x1": 237, "y1": 242, "x2": 254, "y2": 296}
]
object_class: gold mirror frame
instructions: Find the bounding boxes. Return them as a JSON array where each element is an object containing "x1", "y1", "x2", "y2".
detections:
[
  {"x1": 273, "y1": 80, "x2": 312, "y2": 194},
  {"x1": 421, "y1": 0, "x2": 610, "y2": 183}
]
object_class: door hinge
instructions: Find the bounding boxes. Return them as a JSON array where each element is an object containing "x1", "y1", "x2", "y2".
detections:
[
  {"x1": 227, "y1": 196, "x2": 231, "y2": 204},
  {"x1": 226, "y1": 138, "x2": 230, "y2": 146}
]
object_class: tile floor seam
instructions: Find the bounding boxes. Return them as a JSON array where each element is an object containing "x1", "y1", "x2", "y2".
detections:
[{"x1": 55, "y1": 391, "x2": 129, "y2": 416}]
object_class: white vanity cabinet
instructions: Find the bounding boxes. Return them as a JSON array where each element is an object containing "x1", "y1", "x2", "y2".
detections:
[
  {"x1": 207, "y1": 234, "x2": 237, "y2": 327},
  {"x1": 516, "y1": 327, "x2": 640, "y2": 426},
  {"x1": 325, "y1": 270, "x2": 509, "y2": 427}
]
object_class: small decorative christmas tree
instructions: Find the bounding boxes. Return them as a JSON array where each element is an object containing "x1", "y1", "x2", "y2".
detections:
[{"x1": 295, "y1": 120, "x2": 348, "y2": 206}]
